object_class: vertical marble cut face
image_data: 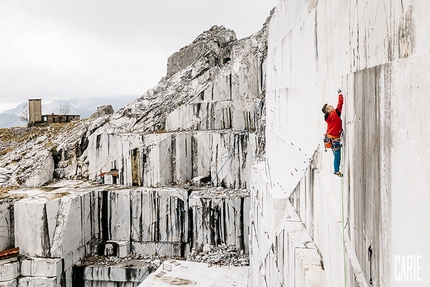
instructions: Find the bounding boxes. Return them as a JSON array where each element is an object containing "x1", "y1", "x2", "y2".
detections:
[
  {"x1": 255, "y1": 0, "x2": 430, "y2": 286},
  {"x1": 11, "y1": 186, "x2": 250, "y2": 260}
]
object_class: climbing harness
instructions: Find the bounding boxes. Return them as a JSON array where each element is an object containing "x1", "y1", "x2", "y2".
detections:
[
  {"x1": 323, "y1": 134, "x2": 342, "y2": 152},
  {"x1": 323, "y1": 135, "x2": 332, "y2": 150}
]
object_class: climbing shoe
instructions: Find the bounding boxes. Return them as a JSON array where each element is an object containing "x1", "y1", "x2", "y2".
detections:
[{"x1": 334, "y1": 172, "x2": 343, "y2": 177}]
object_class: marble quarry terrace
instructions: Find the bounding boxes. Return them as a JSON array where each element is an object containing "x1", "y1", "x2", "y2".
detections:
[
  {"x1": 1, "y1": 0, "x2": 430, "y2": 286},
  {"x1": 0, "y1": 20, "x2": 268, "y2": 286}
]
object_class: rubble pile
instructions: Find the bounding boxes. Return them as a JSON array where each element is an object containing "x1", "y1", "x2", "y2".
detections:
[
  {"x1": 190, "y1": 186, "x2": 250, "y2": 198},
  {"x1": 186, "y1": 244, "x2": 249, "y2": 266},
  {"x1": 77, "y1": 253, "x2": 165, "y2": 272}
]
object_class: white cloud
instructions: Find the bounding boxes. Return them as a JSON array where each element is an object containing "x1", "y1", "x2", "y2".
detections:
[{"x1": 0, "y1": 0, "x2": 277, "y2": 106}]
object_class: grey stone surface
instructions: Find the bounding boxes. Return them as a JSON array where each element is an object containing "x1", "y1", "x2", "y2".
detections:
[
  {"x1": 14, "y1": 198, "x2": 47, "y2": 257},
  {"x1": 0, "y1": 260, "x2": 19, "y2": 282},
  {"x1": 14, "y1": 191, "x2": 88, "y2": 259},
  {"x1": 17, "y1": 276, "x2": 59, "y2": 287},
  {"x1": 90, "y1": 105, "x2": 114, "y2": 118},
  {"x1": 20, "y1": 258, "x2": 62, "y2": 277},
  {"x1": 0, "y1": 280, "x2": 16, "y2": 287},
  {"x1": 166, "y1": 25, "x2": 236, "y2": 77},
  {"x1": 0, "y1": 202, "x2": 12, "y2": 251},
  {"x1": 108, "y1": 190, "x2": 131, "y2": 241},
  {"x1": 77, "y1": 255, "x2": 153, "y2": 284},
  {"x1": 51, "y1": 195, "x2": 83, "y2": 258}
]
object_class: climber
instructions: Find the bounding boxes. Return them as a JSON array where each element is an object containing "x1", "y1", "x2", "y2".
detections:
[{"x1": 322, "y1": 89, "x2": 344, "y2": 177}]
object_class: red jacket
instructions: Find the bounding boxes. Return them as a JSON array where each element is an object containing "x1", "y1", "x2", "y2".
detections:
[{"x1": 325, "y1": 94, "x2": 343, "y2": 138}]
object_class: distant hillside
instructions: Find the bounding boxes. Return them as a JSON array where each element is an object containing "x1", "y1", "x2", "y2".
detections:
[
  {"x1": 1, "y1": 102, "x2": 28, "y2": 116},
  {"x1": 0, "y1": 96, "x2": 137, "y2": 128},
  {"x1": 0, "y1": 114, "x2": 24, "y2": 128}
]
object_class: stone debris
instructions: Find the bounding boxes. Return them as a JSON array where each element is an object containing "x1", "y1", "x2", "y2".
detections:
[
  {"x1": 186, "y1": 244, "x2": 249, "y2": 267},
  {"x1": 202, "y1": 244, "x2": 213, "y2": 253},
  {"x1": 190, "y1": 187, "x2": 250, "y2": 198},
  {"x1": 78, "y1": 255, "x2": 122, "y2": 267}
]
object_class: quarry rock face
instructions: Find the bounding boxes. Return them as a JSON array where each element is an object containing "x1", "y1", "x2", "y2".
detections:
[
  {"x1": 0, "y1": 15, "x2": 270, "y2": 286},
  {"x1": 0, "y1": 1, "x2": 427, "y2": 286},
  {"x1": 250, "y1": 0, "x2": 430, "y2": 287},
  {"x1": 0, "y1": 182, "x2": 250, "y2": 285},
  {"x1": 0, "y1": 20, "x2": 268, "y2": 192},
  {"x1": 166, "y1": 25, "x2": 237, "y2": 78}
]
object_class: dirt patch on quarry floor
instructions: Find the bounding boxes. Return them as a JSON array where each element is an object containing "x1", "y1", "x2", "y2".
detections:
[{"x1": 159, "y1": 276, "x2": 195, "y2": 285}]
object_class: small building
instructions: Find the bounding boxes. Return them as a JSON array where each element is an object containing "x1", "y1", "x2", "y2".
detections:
[
  {"x1": 41, "y1": 114, "x2": 80, "y2": 124},
  {"x1": 28, "y1": 99, "x2": 42, "y2": 124},
  {"x1": 27, "y1": 99, "x2": 80, "y2": 126}
]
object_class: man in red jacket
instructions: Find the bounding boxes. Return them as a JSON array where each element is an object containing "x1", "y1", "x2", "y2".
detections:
[{"x1": 322, "y1": 90, "x2": 344, "y2": 177}]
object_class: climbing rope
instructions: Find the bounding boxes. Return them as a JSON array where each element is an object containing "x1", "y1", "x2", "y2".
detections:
[{"x1": 340, "y1": 132, "x2": 347, "y2": 287}]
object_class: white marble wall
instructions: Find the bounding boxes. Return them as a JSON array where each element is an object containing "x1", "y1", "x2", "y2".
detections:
[
  {"x1": 252, "y1": 0, "x2": 430, "y2": 286},
  {"x1": 87, "y1": 133, "x2": 143, "y2": 185},
  {"x1": 165, "y1": 97, "x2": 261, "y2": 132},
  {"x1": 22, "y1": 151, "x2": 55, "y2": 188},
  {"x1": 83, "y1": 45, "x2": 264, "y2": 191},
  {"x1": 0, "y1": 203, "x2": 12, "y2": 251},
  {"x1": 81, "y1": 263, "x2": 148, "y2": 286},
  {"x1": 0, "y1": 260, "x2": 19, "y2": 284},
  {"x1": 1, "y1": 183, "x2": 250, "y2": 286},
  {"x1": 14, "y1": 193, "x2": 85, "y2": 258},
  {"x1": 189, "y1": 192, "x2": 250, "y2": 252},
  {"x1": 86, "y1": 130, "x2": 256, "y2": 190},
  {"x1": 249, "y1": 161, "x2": 327, "y2": 287}
]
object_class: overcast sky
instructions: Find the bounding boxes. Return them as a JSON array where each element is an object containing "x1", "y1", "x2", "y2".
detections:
[{"x1": 0, "y1": 0, "x2": 277, "y2": 112}]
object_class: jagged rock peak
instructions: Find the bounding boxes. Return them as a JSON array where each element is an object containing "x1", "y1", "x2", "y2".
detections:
[
  {"x1": 190, "y1": 25, "x2": 237, "y2": 48},
  {"x1": 166, "y1": 25, "x2": 237, "y2": 78},
  {"x1": 90, "y1": 105, "x2": 114, "y2": 118}
]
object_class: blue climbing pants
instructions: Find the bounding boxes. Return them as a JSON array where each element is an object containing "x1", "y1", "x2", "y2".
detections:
[{"x1": 332, "y1": 141, "x2": 341, "y2": 173}]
